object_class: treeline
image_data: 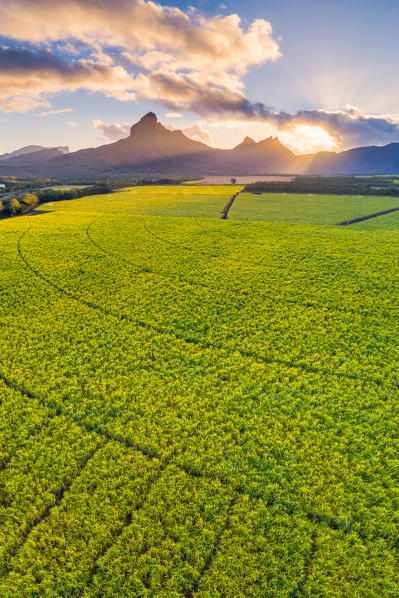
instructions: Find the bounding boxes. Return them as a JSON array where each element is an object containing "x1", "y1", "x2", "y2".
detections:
[
  {"x1": 0, "y1": 176, "x2": 183, "y2": 196},
  {"x1": 245, "y1": 176, "x2": 399, "y2": 196},
  {"x1": 37, "y1": 184, "x2": 112, "y2": 204},
  {"x1": 1, "y1": 185, "x2": 113, "y2": 219},
  {"x1": 104, "y1": 176, "x2": 184, "y2": 186},
  {"x1": 1, "y1": 193, "x2": 39, "y2": 216}
]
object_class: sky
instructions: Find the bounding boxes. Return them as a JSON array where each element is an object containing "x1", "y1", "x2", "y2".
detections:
[{"x1": 0, "y1": 0, "x2": 399, "y2": 155}]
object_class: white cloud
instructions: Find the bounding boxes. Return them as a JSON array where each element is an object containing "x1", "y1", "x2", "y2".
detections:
[
  {"x1": 36, "y1": 107, "x2": 75, "y2": 116},
  {"x1": 68, "y1": 120, "x2": 78, "y2": 127},
  {"x1": 165, "y1": 112, "x2": 182, "y2": 118},
  {"x1": 0, "y1": 0, "x2": 280, "y2": 114},
  {"x1": 180, "y1": 124, "x2": 216, "y2": 146},
  {"x1": 205, "y1": 105, "x2": 399, "y2": 150},
  {"x1": 163, "y1": 121, "x2": 217, "y2": 146},
  {"x1": 92, "y1": 119, "x2": 130, "y2": 140},
  {"x1": 0, "y1": 47, "x2": 136, "y2": 112}
]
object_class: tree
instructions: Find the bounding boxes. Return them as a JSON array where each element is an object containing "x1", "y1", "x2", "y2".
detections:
[
  {"x1": 4, "y1": 198, "x2": 22, "y2": 216},
  {"x1": 20, "y1": 193, "x2": 38, "y2": 212},
  {"x1": 231, "y1": 178, "x2": 237, "y2": 185}
]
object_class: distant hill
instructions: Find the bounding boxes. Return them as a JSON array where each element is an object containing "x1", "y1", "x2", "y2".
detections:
[
  {"x1": 0, "y1": 145, "x2": 69, "y2": 167},
  {"x1": 299, "y1": 143, "x2": 399, "y2": 175},
  {"x1": 2, "y1": 113, "x2": 399, "y2": 176}
]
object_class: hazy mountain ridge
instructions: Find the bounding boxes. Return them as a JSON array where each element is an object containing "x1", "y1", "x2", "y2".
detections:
[
  {"x1": 0, "y1": 145, "x2": 69, "y2": 167},
  {"x1": 2, "y1": 113, "x2": 399, "y2": 176}
]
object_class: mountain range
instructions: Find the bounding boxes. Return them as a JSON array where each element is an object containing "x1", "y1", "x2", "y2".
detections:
[
  {"x1": 0, "y1": 145, "x2": 69, "y2": 167},
  {"x1": 1, "y1": 112, "x2": 399, "y2": 176}
]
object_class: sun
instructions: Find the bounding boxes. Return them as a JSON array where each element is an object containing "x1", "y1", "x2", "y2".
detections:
[{"x1": 279, "y1": 124, "x2": 338, "y2": 154}]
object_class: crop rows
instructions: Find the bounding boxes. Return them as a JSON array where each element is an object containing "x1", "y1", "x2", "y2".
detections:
[
  {"x1": 0, "y1": 195, "x2": 398, "y2": 595},
  {"x1": 229, "y1": 192, "x2": 399, "y2": 224}
]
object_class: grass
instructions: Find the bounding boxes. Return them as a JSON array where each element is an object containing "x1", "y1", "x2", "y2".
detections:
[
  {"x1": 41, "y1": 185, "x2": 242, "y2": 218},
  {"x1": 351, "y1": 209, "x2": 399, "y2": 229},
  {"x1": 230, "y1": 192, "x2": 399, "y2": 224},
  {"x1": 45, "y1": 184, "x2": 90, "y2": 190},
  {"x1": 0, "y1": 186, "x2": 398, "y2": 596}
]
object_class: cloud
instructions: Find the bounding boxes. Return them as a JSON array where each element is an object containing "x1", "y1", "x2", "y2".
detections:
[
  {"x1": 68, "y1": 120, "x2": 78, "y2": 127},
  {"x1": 163, "y1": 121, "x2": 217, "y2": 147},
  {"x1": 2, "y1": 0, "x2": 397, "y2": 151},
  {"x1": 0, "y1": 1, "x2": 279, "y2": 77},
  {"x1": 165, "y1": 112, "x2": 182, "y2": 118},
  {"x1": 36, "y1": 107, "x2": 75, "y2": 116},
  {"x1": 132, "y1": 69, "x2": 253, "y2": 116},
  {"x1": 204, "y1": 104, "x2": 399, "y2": 150},
  {"x1": 0, "y1": 46, "x2": 136, "y2": 112},
  {"x1": 0, "y1": 0, "x2": 279, "y2": 114},
  {"x1": 179, "y1": 124, "x2": 216, "y2": 146},
  {"x1": 92, "y1": 119, "x2": 130, "y2": 141}
]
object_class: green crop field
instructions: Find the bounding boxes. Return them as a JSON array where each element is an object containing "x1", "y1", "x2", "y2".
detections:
[
  {"x1": 230, "y1": 192, "x2": 399, "y2": 224},
  {"x1": 352, "y1": 210, "x2": 399, "y2": 229},
  {"x1": 45, "y1": 185, "x2": 90, "y2": 191},
  {"x1": 41, "y1": 185, "x2": 242, "y2": 218},
  {"x1": 0, "y1": 186, "x2": 398, "y2": 597}
]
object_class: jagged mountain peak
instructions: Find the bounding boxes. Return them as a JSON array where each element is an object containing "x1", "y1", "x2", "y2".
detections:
[
  {"x1": 130, "y1": 112, "x2": 159, "y2": 136},
  {"x1": 236, "y1": 136, "x2": 256, "y2": 147},
  {"x1": 5, "y1": 112, "x2": 399, "y2": 176}
]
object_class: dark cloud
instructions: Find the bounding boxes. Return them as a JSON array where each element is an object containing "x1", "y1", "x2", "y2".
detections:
[
  {"x1": 201, "y1": 100, "x2": 399, "y2": 149},
  {"x1": 0, "y1": 46, "x2": 135, "y2": 111}
]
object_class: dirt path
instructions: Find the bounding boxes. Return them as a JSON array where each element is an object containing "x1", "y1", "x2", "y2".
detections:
[
  {"x1": 221, "y1": 190, "x2": 242, "y2": 219},
  {"x1": 338, "y1": 205, "x2": 399, "y2": 226}
]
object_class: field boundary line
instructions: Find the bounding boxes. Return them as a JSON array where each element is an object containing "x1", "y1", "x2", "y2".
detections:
[
  {"x1": 338, "y1": 206, "x2": 399, "y2": 226},
  {"x1": 221, "y1": 190, "x2": 242, "y2": 219}
]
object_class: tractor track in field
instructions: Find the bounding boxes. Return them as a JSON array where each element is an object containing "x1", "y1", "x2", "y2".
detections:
[
  {"x1": 338, "y1": 206, "x2": 399, "y2": 226},
  {"x1": 184, "y1": 494, "x2": 239, "y2": 598},
  {"x1": 0, "y1": 412, "x2": 58, "y2": 473},
  {"x1": 289, "y1": 530, "x2": 318, "y2": 598},
  {"x1": 16, "y1": 229, "x2": 399, "y2": 408},
  {"x1": 141, "y1": 219, "x2": 396, "y2": 321},
  {"x1": 77, "y1": 455, "x2": 175, "y2": 596},
  {"x1": 0, "y1": 367, "x2": 396, "y2": 552},
  {"x1": 86, "y1": 220, "x2": 209, "y2": 290},
  {"x1": 9, "y1": 229, "x2": 399, "y2": 542},
  {"x1": 0, "y1": 441, "x2": 105, "y2": 578}
]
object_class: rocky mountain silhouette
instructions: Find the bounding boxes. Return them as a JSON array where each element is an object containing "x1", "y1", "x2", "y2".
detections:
[
  {"x1": 2, "y1": 113, "x2": 399, "y2": 176},
  {"x1": 0, "y1": 145, "x2": 69, "y2": 167}
]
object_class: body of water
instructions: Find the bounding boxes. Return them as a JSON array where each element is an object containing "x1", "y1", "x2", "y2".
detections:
[{"x1": 200, "y1": 175, "x2": 294, "y2": 184}]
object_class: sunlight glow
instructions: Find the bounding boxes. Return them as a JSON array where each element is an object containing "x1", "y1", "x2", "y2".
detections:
[{"x1": 279, "y1": 124, "x2": 337, "y2": 154}]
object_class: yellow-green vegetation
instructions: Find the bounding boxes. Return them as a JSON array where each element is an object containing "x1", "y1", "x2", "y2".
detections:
[
  {"x1": 46, "y1": 184, "x2": 90, "y2": 191},
  {"x1": 351, "y1": 210, "x2": 399, "y2": 229},
  {"x1": 1, "y1": 193, "x2": 38, "y2": 217},
  {"x1": 39, "y1": 184, "x2": 242, "y2": 218},
  {"x1": 0, "y1": 186, "x2": 398, "y2": 596},
  {"x1": 230, "y1": 192, "x2": 399, "y2": 224}
]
